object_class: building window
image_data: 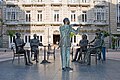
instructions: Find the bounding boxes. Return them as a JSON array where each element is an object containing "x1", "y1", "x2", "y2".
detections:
[
  {"x1": 71, "y1": 36, "x2": 76, "y2": 43},
  {"x1": 68, "y1": 0, "x2": 75, "y2": 3},
  {"x1": 82, "y1": 11, "x2": 87, "y2": 22},
  {"x1": 37, "y1": 36, "x2": 39, "y2": 40},
  {"x1": 6, "y1": 11, "x2": 18, "y2": 21},
  {"x1": 37, "y1": 11, "x2": 42, "y2": 22},
  {"x1": 11, "y1": 12, "x2": 15, "y2": 20},
  {"x1": 25, "y1": 36, "x2": 27, "y2": 43},
  {"x1": 10, "y1": 36, "x2": 15, "y2": 43},
  {"x1": 13, "y1": 36, "x2": 15, "y2": 43},
  {"x1": 74, "y1": 36, "x2": 76, "y2": 43},
  {"x1": 54, "y1": 10, "x2": 59, "y2": 22},
  {"x1": 95, "y1": 12, "x2": 105, "y2": 21},
  {"x1": 81, "y1": 0, "x2": 89, "y2": 3},
  {"x1": 94, "y1": 7, "x2": 106, "y2": 22},
  {"x1": 28, "y1": 36, "x2": 31, "y2": 42},
  {"x1": 7, "y1": 12, "x2": 11, "y2": 20},
  {"x1": 10, "y1": 36, "x2": 12, "y2": 43},
  {"x1": 38, "y1": 0, "x2": 43, "y2": 2},
  {"x1": 71, "y1": 37, "x2": 73, "y2": 42},
  {"x1": 40, "y1": 36, "x2": 42, "y2": 42},
  {"x1": 117, "y1": 4, "x2": 120, "y2": 23},
  {"x1": 71, "y1": 11, "x2": 76, "y2": 22},
  {"x1": 25, "y1": 11, "x2": 31, "y2": 22}
]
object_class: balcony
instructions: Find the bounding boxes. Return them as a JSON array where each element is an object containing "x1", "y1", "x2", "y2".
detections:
[
  {"x1": 78, "y1": 21, "x2": 92, "y2": 25},
  {"x1": 79, "y1": 1, "x2": 90, "y2": 6},
  {"x1": 5, "y1": 0, "x2": 19, "y2": 5},
  {"x1": 93, "y1": 20, "x2": 108, "y2": 25},
  {"x1": 21, "y1": 0, "x2": 45, "y2": 6},
  {"x1": 67, "y1": 1, "x2": 79, "y2": 6},
  {"x1": 51, "y1": 1, "x2": 62, "y2": 5},
  {"x1": 93, "y1": 0, "x2": 106, "y2": 7},
  {"x1": 5, "y1": 20, "x2": 19, "y2": 25}
]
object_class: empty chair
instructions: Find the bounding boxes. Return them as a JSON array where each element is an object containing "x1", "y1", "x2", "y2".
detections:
[{"x1": 47, "y1": 45, "x2": 56, "y2": 60}]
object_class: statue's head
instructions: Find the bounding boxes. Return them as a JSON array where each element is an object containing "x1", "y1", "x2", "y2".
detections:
[
  {"x1": 63, "y1": 18, "x2": 70, "y2": 25},
  {"x1": 16, "y1": 33, "x2": 21, "y2": 38},
  {"x1": 82, "y1": 34, "x2": 87, "y2": 39},
  {"x1": 96, "y1": 29, "x2": 101, "y2": 35},
  {"x1": 33, "y1": 34, "x2": 37, "y2": 38}
]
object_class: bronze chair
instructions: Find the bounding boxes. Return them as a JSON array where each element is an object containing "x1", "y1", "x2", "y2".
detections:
[
  {"x1": 78, "y1": 48, "x2": 88, "y2": 62},
  {"x1": 85, "y1": 46, "x2": 102, "y2": 65},
  {"x1": 11, "y1": 46, "x2": 24, "y2": 64},
  {"x1": 47, "y1": 46, "x2": 56, "y2": 60}
]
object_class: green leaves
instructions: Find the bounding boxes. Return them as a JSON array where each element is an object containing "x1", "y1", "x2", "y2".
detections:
[
  {"x1": 101, "y1": 30, "x2": 110, "y2": 37},
  {"x1": 7, "y1": 30, "x2": 15, "y2": 37},
  {"x1": 70, "y1": 32, "x2": 75, "y2": 37}
]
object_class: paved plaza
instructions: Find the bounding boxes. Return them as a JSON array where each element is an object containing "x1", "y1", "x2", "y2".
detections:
[{"x1": 0, "y1": 48, "x2": 120, "y2": 80}]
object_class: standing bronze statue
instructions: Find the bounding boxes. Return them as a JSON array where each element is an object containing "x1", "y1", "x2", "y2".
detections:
[
  {"x1": 59, "y1": 18, "x2": 80, "y2": 71},
  {"x1": 14, "y1": 33, "x2": 32, "y2": 66}
]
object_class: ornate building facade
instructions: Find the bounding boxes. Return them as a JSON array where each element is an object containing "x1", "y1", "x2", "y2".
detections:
[{"x1": 2, "y1": 0, "x2": 119, "y2": 48}]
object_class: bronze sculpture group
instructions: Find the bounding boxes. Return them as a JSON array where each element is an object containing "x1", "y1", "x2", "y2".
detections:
[{"x1": 13, "y1": 18, "x2": 105, "y2": 71}]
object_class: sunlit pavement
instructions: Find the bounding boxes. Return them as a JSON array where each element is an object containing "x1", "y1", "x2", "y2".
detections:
[{"x1": 0, "y1": 48, "x2": 120, "y2": 80}]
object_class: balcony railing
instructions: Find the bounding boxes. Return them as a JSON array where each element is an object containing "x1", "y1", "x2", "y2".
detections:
[
  {"x1": 68, "y1": 1, "x2": 79, "y2": 4},
  {"x1": 5, "y1": 20, "x2": 19, "y2": 25},
  {"x1": 5, "y1": 0, "x2": 19, "y2": 5},
  {"x1": 93, "y1": 20, "x2": 107, "y2": 25},
  {"x1": 93, "y1": 0, "x2": 106, "y2": 6},
  {"x1": 51, "y1": 1, "x2": 62, "y2": 6},
  {"x1": 20, "y1": 0, "x2": 45, "y2": 5}
]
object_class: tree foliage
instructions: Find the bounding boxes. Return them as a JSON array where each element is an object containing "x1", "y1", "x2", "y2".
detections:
[
  {"x1": 7, "y1": 30, "x2": 15, "y2": 37},
  {"x1": 101, "y1": 30, "x2": 110, "y2": 37}
]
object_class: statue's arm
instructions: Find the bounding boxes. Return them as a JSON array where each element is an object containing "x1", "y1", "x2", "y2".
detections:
[{"x1": 70, "y1": 25, "x2": 80, "y2": 34}]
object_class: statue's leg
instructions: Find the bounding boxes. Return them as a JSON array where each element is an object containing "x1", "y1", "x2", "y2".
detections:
[
  {"x1": 61, "y1": 46, "x2": 66, "y2": 69},
  {"x1": 36, "y1": 49, "x2": 39, "y2": 62},
  {"x1": 24, "y1": 50, "x2": 28, "y2": 65},
  {"x1": 98, "y1": 49, "x2": 101, "y2": 60},
  {"x1": 66, "y1": 47, "x2": 70, "y2": 68},
  {"x1": 72, "y1": 48, "x2": 80, "y2": 61},
  {"x1": 85, "y1": 48, "x2": 91, "y2": 65},
  {"x1": 26, "y1": 50, "x2": 33, "y2": 64},
  {"x1": 66, "y1": 47, "x2": 73, "y2": 70},
  {"x1": 77, "y1": 48, "x2": 82, "y2": 61},
  {"x1": 27, "y1": 50, "x2": 30, "y2": 62}
]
